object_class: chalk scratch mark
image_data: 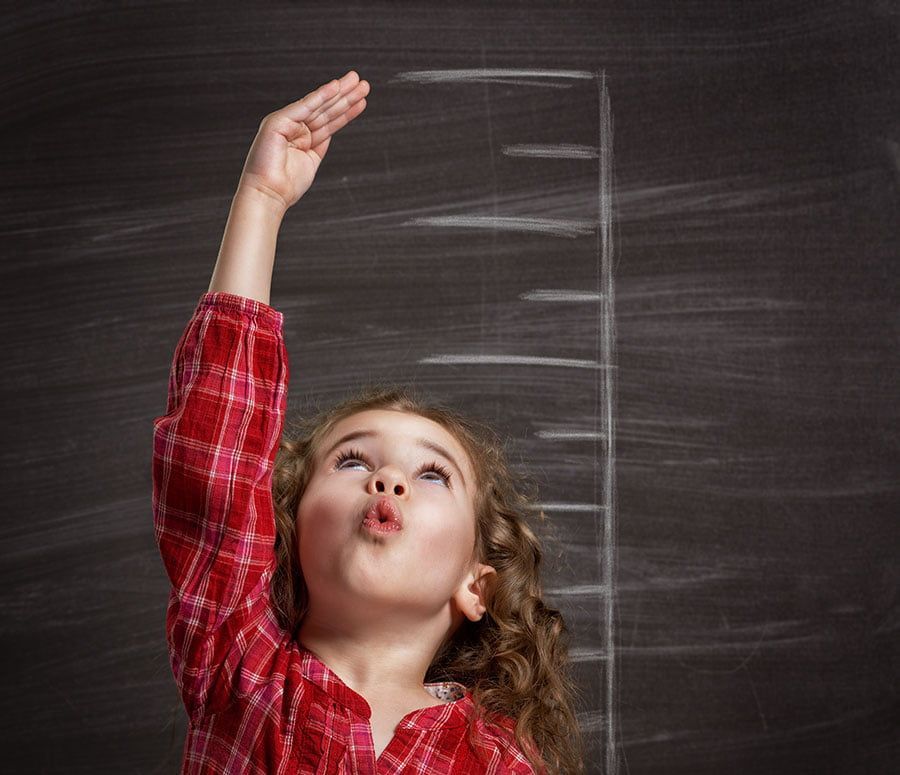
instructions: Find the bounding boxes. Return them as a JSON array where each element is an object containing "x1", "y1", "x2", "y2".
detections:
[
  {"x1": 402, "y1": 215, "x2": 595, "y2": 239},
  {"x1": 389, "y1": 67, "x2": 595, "y2": 86},
  {"x1": 419, "y1": 353, "x2": 614, "y2": 369}
]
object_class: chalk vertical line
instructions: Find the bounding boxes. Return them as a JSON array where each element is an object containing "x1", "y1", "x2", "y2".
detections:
[
  {"x1": 596, "y1": 68, "x2": 620, "y2": 775},
  {"x1": 591, "y1": 72, "x2": 603, "y2": 772}
]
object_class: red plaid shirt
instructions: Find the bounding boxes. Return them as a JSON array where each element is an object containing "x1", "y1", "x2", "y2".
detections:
[{"x1": 152, "y1": 291, "x2": 539, "y2": 774}]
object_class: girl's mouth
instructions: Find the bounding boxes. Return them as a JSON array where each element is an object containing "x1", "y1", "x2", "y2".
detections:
[
  {"x1": 360, "y1": 496, "x2": 404, "y2": 533},
  {"x1": 361, "y1": 515, "x2": 403, "y2": 534}
]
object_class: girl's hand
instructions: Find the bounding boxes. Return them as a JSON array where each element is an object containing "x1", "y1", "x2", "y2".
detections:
[{"x1": 236, "y1": 71, "x2": 369, "y2": 213}]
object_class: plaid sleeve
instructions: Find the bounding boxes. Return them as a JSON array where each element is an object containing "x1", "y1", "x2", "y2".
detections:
[{"x1": 151, "y1": 291, "x2": 289, "y2": 722}]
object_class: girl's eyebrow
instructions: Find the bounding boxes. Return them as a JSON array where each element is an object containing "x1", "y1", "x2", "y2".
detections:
[{"x1": 323, "y1": 428, "x2": 467, "y2": 488}]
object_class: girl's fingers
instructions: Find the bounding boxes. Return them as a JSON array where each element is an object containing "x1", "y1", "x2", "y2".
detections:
[
  {"x1": 284, "y1": 71, "x2": 359, "y2": 122},
  {"x1": 301, "y1": 93, "x2": 367, "y2": 151},
  {"x1": 310, "y1": 97, "x2": 367, "y2": 142},
  {"x1": 281, "y1": 81, "x2": 339, "y2": 122},
  {"x1": 308, "y1": 73, "x2": 367, "y2": 122},
  {"x1": 305, "y1": 80, "x2": 368, "y2": 133},
  {"x1": 305, "y1": 71, "x2": 355, "y2": 105}
]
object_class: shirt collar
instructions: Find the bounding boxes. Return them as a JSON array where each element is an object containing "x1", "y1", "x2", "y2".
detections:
[{"x1": 296, "y1": 641, "x2": 472, "y2": 730}]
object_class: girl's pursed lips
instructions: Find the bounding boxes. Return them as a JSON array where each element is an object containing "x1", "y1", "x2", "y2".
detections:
[{"x1": 360, "y1": 495, "x2": 404, "y2": 529}]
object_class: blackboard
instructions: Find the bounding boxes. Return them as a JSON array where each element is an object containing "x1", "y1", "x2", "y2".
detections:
[{"x1": 2, "y1": 3, "x2": 897, "y2": 773}]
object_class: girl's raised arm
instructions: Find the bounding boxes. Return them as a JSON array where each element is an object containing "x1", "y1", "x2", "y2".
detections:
[
  {"x1": 208, "y1": 70, "x2": 369, "y2": 305},
  {"x1": 152, "y1": 74, "x2": 368, "y2": 721}
]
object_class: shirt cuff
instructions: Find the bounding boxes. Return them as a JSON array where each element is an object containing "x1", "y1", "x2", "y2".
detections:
[{"x1": 195, "y1": 291, "x2": 284, "y2": 329}]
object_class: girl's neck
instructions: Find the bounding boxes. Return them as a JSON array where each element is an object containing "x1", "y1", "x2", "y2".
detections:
[{"x1": 297, "y1": 621, "x2": 436, "y2": 707}]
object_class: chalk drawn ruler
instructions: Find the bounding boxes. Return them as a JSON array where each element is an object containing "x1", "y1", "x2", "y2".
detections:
[{"x1": 393, "y1": 68, "x2": 618, "y2": 775}]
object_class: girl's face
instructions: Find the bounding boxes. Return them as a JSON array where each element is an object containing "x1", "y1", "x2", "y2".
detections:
[{"x1": 295, "y1": 409, "x2": 486, "y2": 631}]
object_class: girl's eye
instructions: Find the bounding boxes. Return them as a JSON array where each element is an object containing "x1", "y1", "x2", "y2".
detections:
[
  {"x1": 333, "y1": 448, "x2": 453, "y2": 487},
  {"x1": 333, "y1": 448, "x2": 370, "y2": 471},
  {"x1": 415, "y1": 460, "x2": 453, "y2": 487}
]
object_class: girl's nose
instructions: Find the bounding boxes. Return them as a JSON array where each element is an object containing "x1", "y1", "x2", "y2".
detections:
[{"x1": 368, "y1": 465, "x2": 407, "y2": 496}]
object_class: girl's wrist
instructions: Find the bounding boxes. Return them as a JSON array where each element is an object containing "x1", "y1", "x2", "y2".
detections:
[{"x1": 233, "y1": 182, "x2": 289, "y2": 221}]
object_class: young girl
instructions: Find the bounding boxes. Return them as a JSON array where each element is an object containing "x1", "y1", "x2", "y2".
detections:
[{"x1": 152, "y1": 71, "x2": 585, "y2": 774}]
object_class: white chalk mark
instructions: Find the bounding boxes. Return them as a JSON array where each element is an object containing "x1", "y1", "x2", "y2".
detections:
[
  {"x1": 595, "y1": 70, "x2": 620, "y2": 775},
  {"x1": 744, "y1": 663, "x2": 769, "y2": 732},
  {"x1": 481, "y1": 44, "x2": 496, "y2": 345},
  {"x1": 528, "y1": 501, "x2": 608, "y2": 513},
  {"x1": 568, "y1": 646, "x2": 610, "y2": 663},
  {"x1": 620, "y1": 629, "x2": 820, "y2": 656},
  {"x1": 503, "y1": 143, "x2": 599, "y2": 159},
  {"x1": 418, "y1": 353, "x2": 612, "y2": 369},
  {"x1": 520, "y1": 289, "x2": 604, "y2": 302},
  {"x1": 403, "y1": 215, "x2": 595, "y2": 239},
  {"x1": 390, "y1": 68, "x2": 595, "y2": 86},
  {"x1": 574, "y1": 710, "x2": 606, "y2": 733},
  {"x1": 545, "y1": 584, "x2": 610, "y2": 596},
  {"x1": 535, "y1": 429, "x2": 607, "y2": 440}
]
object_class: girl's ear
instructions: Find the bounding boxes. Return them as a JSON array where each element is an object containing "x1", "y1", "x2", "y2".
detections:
[{"x1": 461, "y1": 564, "x2": 496, "y2": 621}]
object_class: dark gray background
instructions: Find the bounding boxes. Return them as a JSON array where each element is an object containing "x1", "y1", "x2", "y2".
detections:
[{"x1": 2, "y1": 2, "x2": 898, "y2": 773}]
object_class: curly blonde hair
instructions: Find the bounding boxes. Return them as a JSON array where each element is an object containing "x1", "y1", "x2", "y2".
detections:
[{"x1": 270, "y1": 382, "x2": 586, "y2": 774}]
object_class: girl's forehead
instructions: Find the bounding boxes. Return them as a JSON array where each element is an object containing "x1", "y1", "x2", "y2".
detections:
[
  {"x1": 320, "y1": 409, "x2": 474, "y2": 475},
  {"x1": 326, "y1": 409, "x2": 450, "y2": 443}
]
